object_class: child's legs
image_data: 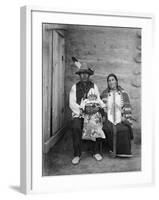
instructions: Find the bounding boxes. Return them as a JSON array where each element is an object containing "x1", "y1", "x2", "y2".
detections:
[{"x1": 93, "y1": 138, "x2": 103, "y2": 155}]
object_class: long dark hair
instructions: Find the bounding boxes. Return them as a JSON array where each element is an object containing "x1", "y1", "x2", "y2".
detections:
[{"x1": 107, "y1": 73, "x2": 119, "y2": 92}]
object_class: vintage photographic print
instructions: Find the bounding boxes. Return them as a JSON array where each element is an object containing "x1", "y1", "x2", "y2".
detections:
[{"x1": 42, "y1": 23, "x2": 141, "y2": 176}]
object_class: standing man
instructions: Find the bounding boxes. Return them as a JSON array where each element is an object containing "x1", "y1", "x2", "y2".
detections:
[{"x1": 69, "y1": 57, "x2": 105, "y2": 165}]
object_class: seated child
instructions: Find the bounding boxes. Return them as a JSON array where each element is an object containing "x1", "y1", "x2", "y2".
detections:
[{"x1": 80, "y1": 88, "x2": 106, "y2": 141}]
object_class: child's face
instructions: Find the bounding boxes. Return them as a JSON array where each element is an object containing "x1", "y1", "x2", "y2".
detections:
[{"x1": 88, "y1": 94, "x2": 97, "y2": 101}]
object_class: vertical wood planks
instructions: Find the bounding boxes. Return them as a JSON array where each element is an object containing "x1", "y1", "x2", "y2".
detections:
[
  {"x1": 43, "y1": 26, "x2": 65, "y2": 141},
  {"x1": 52, "y1": 30, "x2": 58, "y2": 134},
  {"x1": 61, "y1": 33, "x2": 65, "y2": 125},
  {"x1": 42, "y1": 24, "x2": 52, "y2": 142},
  {"x1": 52, "y1": 30, "x2": 65, "y2": 136},
  {"x1": 58, "y1": 31, "x2": 65, "y2": 128}
]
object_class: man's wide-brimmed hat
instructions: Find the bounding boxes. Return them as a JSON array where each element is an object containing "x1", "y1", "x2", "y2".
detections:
[
  {"x1": 75, "y1": 63, "x2": 94, "y2": 75},
  {"x1": 72, "y1": 57, "x2": 94, "y2": 76}
]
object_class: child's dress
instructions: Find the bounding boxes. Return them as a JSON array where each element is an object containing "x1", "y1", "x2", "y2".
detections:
[{"x1": 80, "y1": 98, "x2": 106, "y2": 141}]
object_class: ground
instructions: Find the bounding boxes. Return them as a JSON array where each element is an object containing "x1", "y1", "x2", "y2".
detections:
[{"x1": 43, "y1": 130, "x2": 141, "y2": 176}]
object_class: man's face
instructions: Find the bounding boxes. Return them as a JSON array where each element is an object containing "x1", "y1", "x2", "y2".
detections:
[{"x1": 80, "y1": 73, "x2": 90, "y2": 82}]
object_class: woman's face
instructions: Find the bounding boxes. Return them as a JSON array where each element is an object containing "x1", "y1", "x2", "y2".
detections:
[{"x1": 108, "y1": 76, "x2": 117, "y2": 90}]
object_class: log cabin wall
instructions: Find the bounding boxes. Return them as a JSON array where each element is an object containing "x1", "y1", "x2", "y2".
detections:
[{"x1": 65, "y1": 26, "x2": 141, "y2": 143}]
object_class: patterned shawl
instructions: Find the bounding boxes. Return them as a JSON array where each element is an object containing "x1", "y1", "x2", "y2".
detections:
[{"x1": 100, "y1": 86, "x2": 133, "y2": 127}]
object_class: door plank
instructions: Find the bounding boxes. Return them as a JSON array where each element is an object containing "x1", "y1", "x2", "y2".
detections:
[{"x1": 42, "y1": 24, "x2": 52, "y2": 142}]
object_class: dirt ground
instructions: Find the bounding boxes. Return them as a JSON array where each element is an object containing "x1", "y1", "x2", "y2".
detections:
[{"x1": 43, "y1": 130, "x2": 141, "y2": 176}]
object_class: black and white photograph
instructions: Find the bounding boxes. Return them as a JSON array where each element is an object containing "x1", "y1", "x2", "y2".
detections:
[
  {"x1": 42, "y1": 23, "x2": 141, "y2": 176},
  {"x1": 0, "y1": 0, "x2": 157, "y2": 198}
]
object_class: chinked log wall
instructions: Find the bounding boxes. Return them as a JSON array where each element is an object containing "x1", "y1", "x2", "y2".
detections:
[{"x1": 65, "y1": 26, "x2": 141, "y2": 143}]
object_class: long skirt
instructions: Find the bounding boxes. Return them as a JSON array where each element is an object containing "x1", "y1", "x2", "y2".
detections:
[{"x1": 103, "y1": 120, "x2": 133, "y2": 156}]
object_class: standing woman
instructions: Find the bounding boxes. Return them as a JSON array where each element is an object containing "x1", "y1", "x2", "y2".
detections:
[{"x1": 101, "y1": 74, "x2": 133, "y2": 157}]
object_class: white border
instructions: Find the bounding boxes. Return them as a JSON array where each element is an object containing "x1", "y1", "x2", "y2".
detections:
[{"x1": 20, "y1": 6, "x2": 154, "y2": 194}]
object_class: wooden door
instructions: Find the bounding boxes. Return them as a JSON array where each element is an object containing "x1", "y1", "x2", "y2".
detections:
[
  {"x1": 42, "y1": 25, "x2": 65, "y2": 153},
  {"x1": 52, "y1": 30, "x2": 65, "y2": 136}
]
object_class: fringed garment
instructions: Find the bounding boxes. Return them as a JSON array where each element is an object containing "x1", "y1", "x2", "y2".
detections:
[{"x1": 101, "y1": 86, "x2": 133, "y2": 157}]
